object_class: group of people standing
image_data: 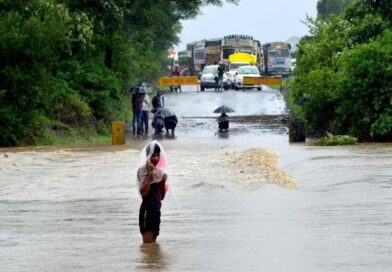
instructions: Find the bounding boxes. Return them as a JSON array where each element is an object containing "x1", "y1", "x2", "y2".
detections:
[
  {"x1": 132, "y1": 90, "x2": 177, "y2": 136},
  {"x1": 132, "y1": 92, "x2": 152, "y2": 135}
]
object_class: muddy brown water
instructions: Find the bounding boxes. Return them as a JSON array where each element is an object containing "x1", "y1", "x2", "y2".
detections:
[{"x1": 1, "y1": 89, "x2": 392, "y2": 271}]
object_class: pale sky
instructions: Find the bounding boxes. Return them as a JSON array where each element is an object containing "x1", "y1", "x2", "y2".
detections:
[{"x1": 175, "y1": 0, "x2": 318, "y2": 51}]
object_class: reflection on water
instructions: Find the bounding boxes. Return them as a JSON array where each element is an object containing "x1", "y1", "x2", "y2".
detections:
[{"x1": 136, "y1": 243, "x2": 169, "y2": 271}]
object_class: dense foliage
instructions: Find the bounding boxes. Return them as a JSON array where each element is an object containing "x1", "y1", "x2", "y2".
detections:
[
  {"x1": 0, "y1": 0, "x2": 237, "y2": 146},
  {"x1": 314, "y1": 134, "x2": 358, "y2": 146},
  {"x1": 289, "y1": 0, "x2": 392, "y2": 141},
  {"x1": 317, "y1": 0, "x2": 354, "y2": 18}
]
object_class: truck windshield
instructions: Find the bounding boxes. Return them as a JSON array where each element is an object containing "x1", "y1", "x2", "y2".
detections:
[
  {"x1": 223, "y1": 49, "x2": 236, "y2": 59},
  {"x1": 238, "y1": 67, "x2": 259, "y2": 74},
  {"x1": 230, "y1": 63, "x2": 249, "y2": 70}
]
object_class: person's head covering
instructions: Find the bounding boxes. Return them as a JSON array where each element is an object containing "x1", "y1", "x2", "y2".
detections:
[
  {"x1": 137, "y1": 140, "x2": 168, "y2": 197},
  {"x1": 139, "y1": 140, "x2": 167, "y2": 170}
]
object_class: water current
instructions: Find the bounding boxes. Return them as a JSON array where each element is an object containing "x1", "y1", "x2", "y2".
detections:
[{"x1": 1, "y1": 89, "x2": 392, "y2": 271}]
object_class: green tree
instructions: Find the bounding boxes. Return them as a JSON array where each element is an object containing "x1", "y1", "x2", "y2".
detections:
[
  {"x1": 0, "y1": 0, "x2": 239, "y2": 146},
  {"x1": 334, "y1": 30, "x2": 392, "y2": 140},
  {"x1": 317, "y1": 0, "x2": 354, "y2": 18},
  {"x1": 0, "y1": 0, "x2": 93, "y2": 145},
  {"x1": 289, "y1": 2, "x2": 392, "y2": 141}
]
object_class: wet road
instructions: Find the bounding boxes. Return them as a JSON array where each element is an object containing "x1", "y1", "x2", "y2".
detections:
[
  {"x1": 1, "y1": 87, "x2": 392, "y2": 271},
  {"x1": 154, "y1": 86, "x2": 288, "y2": 139}
]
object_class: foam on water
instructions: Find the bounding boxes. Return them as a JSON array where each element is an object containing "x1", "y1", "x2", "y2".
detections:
[{"x1": 226, "y1": 148, "x2": 297, "y2": 188}]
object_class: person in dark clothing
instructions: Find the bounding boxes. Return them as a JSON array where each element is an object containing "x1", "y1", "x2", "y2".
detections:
[
  {"x1": 217, "y1": 112, "x2": 229, "y2": 131},
  {"x1": 152, "y1": 115, "x2": 165, "y2": 134},
  {"x1": 137, "y1": 141, "x2": 167, "y2": 244},
  {"x1": 217, "y1": 61, "x2": 225, "y2": 91},
  {"x1": 152, "y1": 91, "x2": 164, "y2": 113},
  {"x1": 164, "y1": 115, "x2": 178, "y2": 137},
  {"x1": 132, "y1": 93, "x2": 143, "y2": 135},
  {"x1": 170, "y1": 66, "x2": 181, "y2": 92}
]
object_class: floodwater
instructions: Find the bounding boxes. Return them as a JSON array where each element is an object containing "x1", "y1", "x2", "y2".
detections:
[{"x1": 1, "y1": 88, "x2": 392, "y2": 271}]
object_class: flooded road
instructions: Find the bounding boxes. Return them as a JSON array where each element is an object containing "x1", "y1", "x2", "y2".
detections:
[{"x1": 1, "y1": 88, "x2": 392, "y2": 271}]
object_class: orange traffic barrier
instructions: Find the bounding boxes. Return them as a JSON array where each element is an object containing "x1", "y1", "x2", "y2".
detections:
[
  {"x1": 159, "y1": 76, "x2": 199, "y2": 87},
  {"x1": 243, "y1": 76, "x2": 283, "y2": 86}
]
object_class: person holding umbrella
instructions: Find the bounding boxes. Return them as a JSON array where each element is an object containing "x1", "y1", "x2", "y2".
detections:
[
  {"x1": 164, "y1": 114, "x2": 178, "y2": 137},
  {"x1": 213, "y1": 105, "x2": 235, "y2": 132},
  {"x1": 218, "y1": 113, "x2": 229, "y2": 131},
  {"x1": 154, "y1": 107, "x2": 178, "y2": 137}
]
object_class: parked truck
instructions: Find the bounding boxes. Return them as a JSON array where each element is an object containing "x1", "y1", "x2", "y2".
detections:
[
  {"x1": 262, "y1": 41, "x2": 292, "y2": 76},
  {"x1": 205, "y1": 38, "x2": 221, "y2": 65}
]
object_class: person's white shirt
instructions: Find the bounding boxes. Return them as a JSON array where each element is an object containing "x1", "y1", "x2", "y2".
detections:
[{"x1": 142, "y1": 95, "x2": 150, "y2": 111}]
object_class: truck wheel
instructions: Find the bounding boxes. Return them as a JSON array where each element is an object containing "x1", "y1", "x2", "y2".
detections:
[
  {"x1": 257, "y1": 87, "x2": 262, "y2": 91},
  {"x1": 201, "y1": 85, "x2": 205, "y2": 91}
]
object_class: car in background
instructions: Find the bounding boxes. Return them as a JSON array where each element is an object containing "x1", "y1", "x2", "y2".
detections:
[
  {"x1": 223, "y1": 71, "x2": 235, "y2": 90},
  {"x1": 234, "y1": 66, "x2": 262, "y2": 90},
  {"x1": 200, "y1": 65, "x2": 218, "y2": 91},
  {"x1": 224, "y1": 62, "x2": 253, "y2": 90}
]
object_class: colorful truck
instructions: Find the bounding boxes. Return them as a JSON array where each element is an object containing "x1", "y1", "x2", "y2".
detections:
[{"x1": 262, "y1": 41, "x2": 292, "y2": 76}]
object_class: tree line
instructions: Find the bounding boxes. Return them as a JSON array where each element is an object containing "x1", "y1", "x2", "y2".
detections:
[
  {"x1": 0, "y1": 0, "x2": 237, "y2": 146},
  {"x1": 288, "y1": 0, "x2": 392, "y2": 141}
]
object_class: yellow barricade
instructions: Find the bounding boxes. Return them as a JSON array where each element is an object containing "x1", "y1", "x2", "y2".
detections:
[
  {"x1": 112, "y1": 121, "x2": 125, "y2": 145},
  {"x1": 159, "y1": 76, "x2": 199, "y2": 87},
  {"x1": 243, "y1": 76, "x2": 282, "y2": 86}
]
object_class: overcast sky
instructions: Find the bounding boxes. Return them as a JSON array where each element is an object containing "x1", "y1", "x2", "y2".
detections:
[{"x1": 175, "y1": 0, "x2": 318, "y2": 51}]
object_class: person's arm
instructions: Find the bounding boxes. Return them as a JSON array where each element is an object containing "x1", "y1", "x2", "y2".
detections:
[
  {"x1": 159, "y1": 173, "x2": 168, "y2": 200},
  {"x1": 139, "y1": 162, "x2": 154, "y2": 198}
]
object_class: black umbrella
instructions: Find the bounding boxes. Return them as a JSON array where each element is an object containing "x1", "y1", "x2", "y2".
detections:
[
  {"x1": 213, "y1": 105, "x2": 235, "y2": 114},
  {"x1": 135, "y1": 86, "x2": 150, "y2": 94},
  {"x1": 154, "y1": 107, "x2": 175, "y2": 118}
]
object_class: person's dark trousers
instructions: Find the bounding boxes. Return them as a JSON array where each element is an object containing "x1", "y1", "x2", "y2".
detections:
[
  {"x1": 132, "y1": 111, "x2": 142, "y2": 134},
  {"x1": 141, "y1": 110, "x2": 149, "y2": 134}
]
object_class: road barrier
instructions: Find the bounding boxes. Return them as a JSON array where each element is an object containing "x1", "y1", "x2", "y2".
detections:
[
  {"x1": 111, "y1": 121, "x2": 125, "y2": 145},
  {"x1": 159, "y1": 76, "x2": 200, "y2": 91},
  {"x1": 159, "y1": 76, "x2": 198, "y2": 86},
  {"x1": 242, "y1": 76, "x2": 283, "y2": 91},
  {"x1": 243, "y1": 76, "x2": 282, "y2": 86}
]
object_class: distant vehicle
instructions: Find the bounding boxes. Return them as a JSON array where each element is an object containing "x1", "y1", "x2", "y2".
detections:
[
  {"x1": 193, "y1": 40, "x2": 206, "y2": 74},
  {"x1": 234, "y1": 65, "x2": 262, "y2": 90},
  {"x1": 269, "y1": 65, "x2": 291, "y2": 77},
  {"x1": 200, "y1": 65, "x2": 218, "y2": 91},
  {"x1": 223, "y1": 71, "x2": 235, "y2": 89},
  {"x1": 205, "y1": 38, "x2": 222, "y2": 65},
  {"x1": 178, "y1": 50, "x2": 190, "y2": 76},
  {"x1": 221, "y1": 35, "x2": 261, "y2": 67},
  {"x1": 263, "y1": 41, "x2": 292, "y2": 76},
  {"x1": 225, "y1": 52, "x2": 258, "y2": 89}
]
